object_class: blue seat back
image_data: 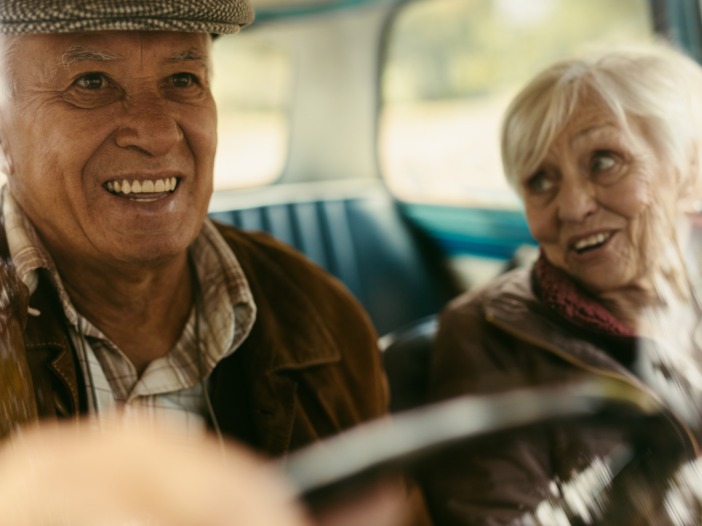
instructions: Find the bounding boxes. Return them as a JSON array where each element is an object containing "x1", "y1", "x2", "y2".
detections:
[{"x1": 210, "y1": 189, "x2": 459, "y2": 336}]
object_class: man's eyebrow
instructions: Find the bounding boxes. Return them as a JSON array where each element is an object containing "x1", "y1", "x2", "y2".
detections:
[
  {"x1": 167, "y1": 48, "x2": 206, "y2": 63},
  {"x1": 60, "y1": 46, "x2": 121, "y2": 68}
]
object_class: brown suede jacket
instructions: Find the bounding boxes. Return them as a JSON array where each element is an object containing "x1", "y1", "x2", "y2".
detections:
[
  {"x1": 420, "y1": 266, "x2": 698, "y2": 526},
  {"x1": 2, "y1": 221, "x2": 388, "y2": 457}
]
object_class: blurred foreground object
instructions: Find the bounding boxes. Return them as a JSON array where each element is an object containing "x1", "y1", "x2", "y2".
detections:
[
  {"x1": 0, "y1": 379, "x2": 683, "y2": 526},
  {"x1": 0, "y1": 421, "x2": 310, "y2": 526},
  {"x1": 284, "y1": 377, "x2": 658, "y2": 497},
  {"x1": 285, "y1": 376, "x2": 702, "y2": 524},
  {"x1": 285, "y1": 377, "x2": 671, "y2": 525},
  {"x1": 508, "y1": 439, "x2": 702, "y2": 526},
  {"x1": 0, "y1": 249, "x2": 36, "y2": 439}
]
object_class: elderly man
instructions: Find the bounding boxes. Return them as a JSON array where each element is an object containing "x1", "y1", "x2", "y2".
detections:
[{"x1": 0, "y1": 0, "x2": 386, "y2": 457}]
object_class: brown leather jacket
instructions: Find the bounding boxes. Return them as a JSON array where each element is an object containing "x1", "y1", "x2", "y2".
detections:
[
  {"x1": 421, "y1": 267, "x2": 698, "y2": 526},
  {"x1": 4, "y1": 221, "x2": 388, "y2": 456}
]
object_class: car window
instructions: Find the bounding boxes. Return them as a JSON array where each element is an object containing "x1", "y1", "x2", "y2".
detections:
[
  {"x1": 211, "y1": 30, "x2": 292, "y2": 191},
  {"x1": 379, "y1": 0, "x2": 655, "y2": 208}
]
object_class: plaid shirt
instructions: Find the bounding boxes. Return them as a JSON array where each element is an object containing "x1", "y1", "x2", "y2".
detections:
[{"x1": 3, "y1": 189, "x2": 256, "y2": 436}]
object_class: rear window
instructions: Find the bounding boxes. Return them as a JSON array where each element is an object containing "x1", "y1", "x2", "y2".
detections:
[{"x1": 379, "y1": 0, "x2": 655, "y2": 208}]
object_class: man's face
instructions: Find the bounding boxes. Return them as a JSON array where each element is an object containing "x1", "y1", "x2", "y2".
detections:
[{"x1": 1, "y1": 31, "x2": 216, "y2": 266}]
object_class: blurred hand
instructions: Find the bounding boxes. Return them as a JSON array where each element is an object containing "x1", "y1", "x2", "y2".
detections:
[{"x1": 0, "y1": 420, "x2": 312, "y2": 526}]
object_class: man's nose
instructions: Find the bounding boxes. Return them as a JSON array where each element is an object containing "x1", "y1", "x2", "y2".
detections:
[
  {"x1": 557, "y1": 176, "x2": 598, "y2": 223},
  {"x1": 114, "y1": 93, "x2": 182, "y2": 157}
]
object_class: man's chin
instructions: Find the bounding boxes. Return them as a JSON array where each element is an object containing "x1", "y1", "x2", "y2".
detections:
[{"x1": 98, "y1": 234, "x2": 195, "y2": 266}]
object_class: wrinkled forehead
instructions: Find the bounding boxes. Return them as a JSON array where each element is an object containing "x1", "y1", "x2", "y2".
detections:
[
  {"x1": 8, "y1": 30, "x2": 212, "y2": 76},
  {"x1": 553, "y1": 96, "x2": 628, "y2": 148}
]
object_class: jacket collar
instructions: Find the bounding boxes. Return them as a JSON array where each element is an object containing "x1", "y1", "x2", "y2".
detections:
[{"x1": 481, "y1": 267, "x2": 647, "y2": 389}]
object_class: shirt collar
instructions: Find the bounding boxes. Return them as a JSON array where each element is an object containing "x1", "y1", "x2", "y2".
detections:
[{"x1": 2, "y1": 185, "x2": 257, "y2": 367}]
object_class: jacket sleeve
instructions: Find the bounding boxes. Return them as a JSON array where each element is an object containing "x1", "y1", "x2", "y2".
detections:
[{"x1": 421, "y1": 295, "x2": 557, "y2": 526}]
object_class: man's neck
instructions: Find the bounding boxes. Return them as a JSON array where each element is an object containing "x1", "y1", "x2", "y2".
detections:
[{"x1": 54, "y1": 251, "x2": 193, "y2": 376}]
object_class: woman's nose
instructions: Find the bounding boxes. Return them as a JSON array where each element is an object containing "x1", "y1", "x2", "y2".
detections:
[
  {"x1": 557, "y1": 177, "x2": 598, "y2": 223},
  {"x1": 114, "y1": 93, "x2": 183, "y2": 157}
]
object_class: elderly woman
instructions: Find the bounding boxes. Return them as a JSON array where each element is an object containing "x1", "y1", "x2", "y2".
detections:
[{"x1": 422, "y1": 45, "x2": 702, "y2": 525}]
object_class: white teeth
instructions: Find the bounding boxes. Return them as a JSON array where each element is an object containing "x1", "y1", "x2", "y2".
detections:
[
  {"x1": 106, "y1": 177, "x2": 176, "y2": 195},
  {"x1": 574, "y1": 232, "x2": 612, "y2": 251}
]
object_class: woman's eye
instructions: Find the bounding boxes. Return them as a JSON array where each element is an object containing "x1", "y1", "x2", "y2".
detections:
[
  {"x1": 171, "y1": 73, "x2": 195, "y2": 88},
  {"x1": 527, "y1": 172, "x2": 554, "y2": 193},
  {"x1": 591, "y1": 154, "x2": 616, "y2": 172},
  {"x1": 76, "y1": 73, "x2": 106, "y2": 90}
]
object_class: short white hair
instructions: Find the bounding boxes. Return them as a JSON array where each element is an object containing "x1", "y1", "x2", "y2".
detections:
[
  {"x1": 501, "y1": 43, "x2": 702, "y2": 193},
  {"x1": 0, "y1": 34, "x2": 21, "y2": 105}
]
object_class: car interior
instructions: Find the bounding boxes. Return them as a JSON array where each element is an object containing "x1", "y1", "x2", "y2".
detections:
[{"x1": 207, "y1": 0, "x2": 702, "y2": 412}]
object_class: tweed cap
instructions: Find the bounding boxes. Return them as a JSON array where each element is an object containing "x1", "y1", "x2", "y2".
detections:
[{"x1": 0, "y1": 0, "x2": 255, "y2": 35}]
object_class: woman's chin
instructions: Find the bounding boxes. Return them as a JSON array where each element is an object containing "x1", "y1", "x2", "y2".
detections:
[
  {"x1": 569, "y1": 264, "x2": 638, "y2": 295},
  {"x1": 561, "y1": 235, "x2": 640, "y2": 293}
]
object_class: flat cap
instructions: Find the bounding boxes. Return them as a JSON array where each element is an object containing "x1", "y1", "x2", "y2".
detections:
[{"x1": 0, "y1": 0, "x2": 255, "y2": 35}]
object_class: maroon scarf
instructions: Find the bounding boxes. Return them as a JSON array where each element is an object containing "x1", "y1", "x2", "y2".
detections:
[{"x1": 535, "y1": 252, "x2": 635, "y2": 338}]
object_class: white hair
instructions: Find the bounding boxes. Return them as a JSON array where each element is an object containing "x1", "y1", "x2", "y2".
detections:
[
  {"x1": 501, "y1": 43, "x2": 702, "y2": 194},
  {"x1": 0, "y1": 34, "x2": 21, "y2": 105}
]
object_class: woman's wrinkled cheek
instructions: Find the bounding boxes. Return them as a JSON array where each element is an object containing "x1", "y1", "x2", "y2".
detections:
[
  {"x1": 625, "y1": 190, "x2": 680, "y2": 288},
  {"x1": 525, "y1": 201, "x2": 558, "y2": 244}
]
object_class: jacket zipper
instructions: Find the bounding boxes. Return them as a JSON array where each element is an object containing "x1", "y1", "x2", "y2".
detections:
[{"x1": 487, "y1": 314, "x2": 700, "y2": 458}]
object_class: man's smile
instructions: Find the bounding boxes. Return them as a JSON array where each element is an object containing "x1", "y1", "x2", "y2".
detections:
[{"x1": 103, "y1": 177, "x2": 179, "y2": 202}]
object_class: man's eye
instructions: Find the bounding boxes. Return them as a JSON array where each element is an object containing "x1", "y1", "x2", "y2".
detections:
[
  {"x1": 591, "y1": 154, "x2": 616, "y2": 172},
  {"x1": 171, "y1": 73, "x2": 195, "y2": 88},
  {"x1": 75, "y1": 73, "x2": 106, "y2": 90},
  {"x1": 527, "y1": 172, "x2": 554, "y2": 193}
]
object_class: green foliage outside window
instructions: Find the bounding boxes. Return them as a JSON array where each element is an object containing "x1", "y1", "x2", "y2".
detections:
[{"x1": 384, "y1": 0, "x2": 652, "y2": 103}]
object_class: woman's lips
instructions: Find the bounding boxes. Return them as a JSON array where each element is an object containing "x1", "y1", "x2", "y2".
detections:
[{"x1": 569, "y1": 230, "x2": 617, "y2": 255}]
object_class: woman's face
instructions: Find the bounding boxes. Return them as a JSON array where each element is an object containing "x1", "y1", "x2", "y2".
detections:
[{"x1": 520, "y1": 99, "x2": 683, "y2": 295}]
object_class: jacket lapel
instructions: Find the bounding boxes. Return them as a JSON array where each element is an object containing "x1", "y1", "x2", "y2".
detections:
[
  {"x1": 210, "y1": 292, "x2": 341, "y2": 456},
  {"x1": 246, "y1": 284, "x2": 342, "y2": 456},
  {"x1": 211, "y1": 225, "x2": 343, "y2": 456}
]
